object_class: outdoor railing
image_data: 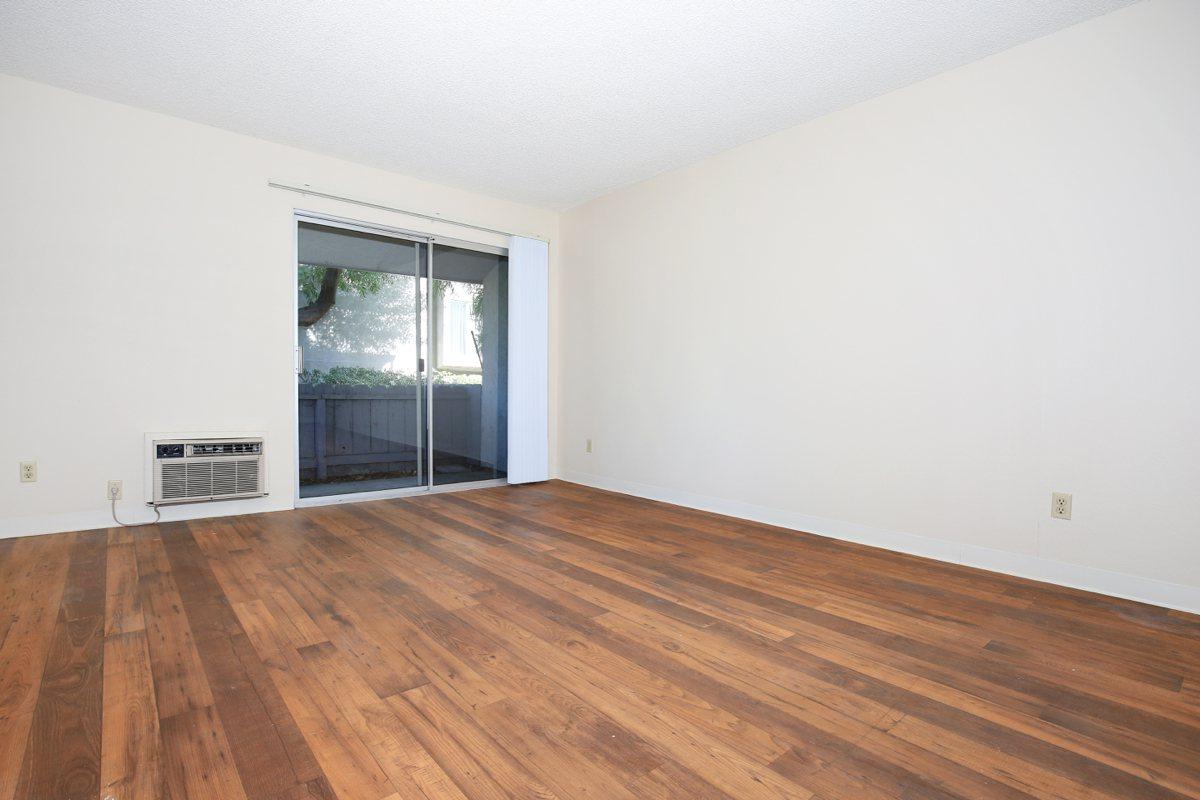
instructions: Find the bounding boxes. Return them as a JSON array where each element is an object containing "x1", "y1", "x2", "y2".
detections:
[{"x1": 298, "y1": 383, "x2": 482, "y2": 481}]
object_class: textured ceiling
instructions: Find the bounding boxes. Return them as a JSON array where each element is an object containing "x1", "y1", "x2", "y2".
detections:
[{"x1": 0, "y1": 0, "x2": 1135, "y2": 209}]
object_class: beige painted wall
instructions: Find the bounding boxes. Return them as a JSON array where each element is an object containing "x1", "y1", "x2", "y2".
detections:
[
  {"x1": 0, "y1": 74, "x2": 558, "y2": 536},
  {"x1": 558, "y1": 0, "x2": 1200, "y2": 606}
]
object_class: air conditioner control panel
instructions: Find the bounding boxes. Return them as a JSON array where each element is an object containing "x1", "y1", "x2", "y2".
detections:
[{"x1": 155, "y1": 441, "x2": 263, "y2": 459}]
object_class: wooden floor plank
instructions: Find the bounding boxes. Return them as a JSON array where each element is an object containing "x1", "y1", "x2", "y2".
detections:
[
  {"x1": 14, "y1": 530, "x2": 106, "y2": 800},
  {"x1": 159, "y1": 705, "x2": 249, "y2": 800},
  {"x1": 297, "y1": 640, "x2": 467, "y2": 800},
  {"x1": 232, "y1": 597, "x2": 394, "y2": 800},
  {"x1": 0, "y1": 534, "x2": 74, "y2": 800},
  {"x1": 0, "y1": 480, "x2": 1197, "y2": 800},
  {"x1": 390, "y1": 683, "x2": 564, "y2": 800},
  {"x1": 104, "y1": 529, "x2": 145, "y2": 636},
  {"x1": 161, "y1": 522, "x2": 334, "y2": 800},
  {"x1": 100, "y1": 630, "x2": 165, "y2": 800}
]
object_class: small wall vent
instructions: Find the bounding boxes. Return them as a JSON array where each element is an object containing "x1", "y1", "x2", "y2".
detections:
[{"x1": 149, "y1": 436, "x2": 266, "y2": 506}]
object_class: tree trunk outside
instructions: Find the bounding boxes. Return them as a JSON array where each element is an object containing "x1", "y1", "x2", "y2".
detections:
[{"x1": 298, "y1": 267, "x2": 341, "y2": 327}]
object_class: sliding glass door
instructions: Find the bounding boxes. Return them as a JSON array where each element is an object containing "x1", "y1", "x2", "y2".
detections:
[
  {"x1": 429, "y1": 245, "x2": 508, "y2": 485},
  {"x1": 295, "y1": 215, "x2": 507, "y2": 500}
]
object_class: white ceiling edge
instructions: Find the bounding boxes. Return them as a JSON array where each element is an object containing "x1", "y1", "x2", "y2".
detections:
[
  {"x1": 0, "y1": 0, "x2": 1140, "y2": 210},
  {"x1": 561, "y1": 1, "x2": 1148, "y2": 212}
]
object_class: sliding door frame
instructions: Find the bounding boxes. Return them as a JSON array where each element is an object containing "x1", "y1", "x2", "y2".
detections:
[{"x1": 291, "y1": 209, "x2": 508, "y2": 508}]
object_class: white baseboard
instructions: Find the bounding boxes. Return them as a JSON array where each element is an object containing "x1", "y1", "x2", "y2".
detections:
[
  {"x1": 8, "y1": 470, "x2": 1196, "y2": 615},
  {"x1": 558, "y1": 469, "x2": 1200, "y2": 615},
  {"x1": 0, "y1": 495, "x2": 288, "y2": 540}
]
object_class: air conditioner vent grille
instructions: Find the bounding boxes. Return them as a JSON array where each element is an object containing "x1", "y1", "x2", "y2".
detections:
[
  {"x1": 161, "y1": 462, "x2": 187, "y2": 500},
  {"x1": 151, "y1": 436, "x2": 266, "y2": 505},
  {"x1": 186, "y1": 462, "x2": 213, "y2": 497},
  {"x1": 212, "y1": 461, "x2": 237, "y2": 496},
  {"x1": 236, "y1": 460, "x2": 259, "y2": 494}
]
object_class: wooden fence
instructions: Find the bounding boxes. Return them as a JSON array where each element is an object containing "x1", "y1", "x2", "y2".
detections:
[{"x1": 298, "y1": 383, "x2": 482, "y2": 482}]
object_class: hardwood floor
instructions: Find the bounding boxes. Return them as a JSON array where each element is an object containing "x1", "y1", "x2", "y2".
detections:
[{"x1": 1, "y1": 480, "x2": 1198, "y2": 799}]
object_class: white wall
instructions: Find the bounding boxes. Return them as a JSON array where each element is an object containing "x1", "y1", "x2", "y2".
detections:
[
  {"x1": 558, "y1": 0, "x2": 1200, "y2": 609},
  {"x1": 0, "y1": 74, "x2": 557, "y2": 537}
]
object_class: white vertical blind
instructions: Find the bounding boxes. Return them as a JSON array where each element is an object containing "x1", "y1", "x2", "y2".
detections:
[{"x1": 506, "y1": 236, "x2": 550, "y2": 483}]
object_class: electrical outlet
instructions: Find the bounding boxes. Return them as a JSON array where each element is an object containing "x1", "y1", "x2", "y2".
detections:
[
  {"x1": 108, "y1": 480, "x2": 123, "y2": 501},
  {"x1": 19, "y1": 461, "x2": 37, "y2": 482},
  {"x1": 586, "y1": 438, "x2": 593, "y2": 454},
  {"x1": 1051, "y1": 492, "x2": 1072, "y2": 520}
]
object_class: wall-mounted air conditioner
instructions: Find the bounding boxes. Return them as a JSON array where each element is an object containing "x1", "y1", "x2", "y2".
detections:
[{"x1": 146, "y1": 434, "x2": 267, "y2": 506}]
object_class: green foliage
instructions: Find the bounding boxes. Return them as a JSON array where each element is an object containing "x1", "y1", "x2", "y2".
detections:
[
  {"x1": 298, "y1": 266, "x2": 388, "y2": 305},
  {"x1": 471, "y1": 286, "x2": 484, "y2": 324},
  {"x1": 300, "y1": 366, "x2": 415, "y2": 387},
  {"x1": 300, "y1": 366, "x2": 480, "y2": 387}
]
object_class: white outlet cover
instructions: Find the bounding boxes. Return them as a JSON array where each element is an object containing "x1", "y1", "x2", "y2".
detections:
[
  {"x1": 1051, "y1": 492, "x2": 1072, "y2": 520},
  {"x1": 19, "y1": 461, "x2": 37, "y2": 482},
  {"x1": 108, "y1": 480, "x2": 123, "y2": 500}
]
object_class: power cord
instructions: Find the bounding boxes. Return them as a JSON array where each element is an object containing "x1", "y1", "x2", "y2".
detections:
[{"x1": 110, "y1": 496, "x2": 161, "y2": 527}]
